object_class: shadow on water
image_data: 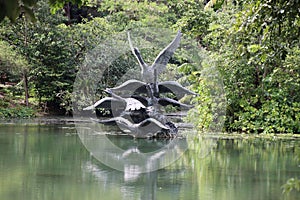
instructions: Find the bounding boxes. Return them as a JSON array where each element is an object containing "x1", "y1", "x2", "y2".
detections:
[{"x1": 0, "y1": 121, "x2": 299, "y2": 200}]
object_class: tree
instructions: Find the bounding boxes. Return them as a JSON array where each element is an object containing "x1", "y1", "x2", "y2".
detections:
[
  {"x1": 203, "y1": 1, "x2": 300, "y2": 133},
  {"x1": 0, "y1": 0, "x2": 89, "y2": 22},
  {"x1": 0, "y1": 34, "x2": 30, "y2": 106},
  {"x1": 1, "y1": 0, "x2": 182, "y2": 114},
  {"x1": 0, "y1": 0, "x2": 79, "y2": 113}
]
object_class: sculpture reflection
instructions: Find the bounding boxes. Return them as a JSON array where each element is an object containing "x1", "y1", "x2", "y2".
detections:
[
  {"x1": 82, "y1": 135, "x2": 188, "y2": 200},
  {"x1": 77, "y1": 126, "x2": 188, "y2": 172}
]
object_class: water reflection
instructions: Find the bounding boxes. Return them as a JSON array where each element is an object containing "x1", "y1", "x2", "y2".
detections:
[
  {"x1": 0, "y1": 123, "x2": 299, "y2": 200},
  {"x1": 81, "y1": 157, "x2": 191, "y2": 200},
  {"x1": 76, "y1": 123, "x2": 189, "y2": 173},
  {"x1": 182, "y1": 136, "x2": 300, "y2": 200},
  {"x1": 83, "y1": 161, "x2": 172, "y2": 200}
]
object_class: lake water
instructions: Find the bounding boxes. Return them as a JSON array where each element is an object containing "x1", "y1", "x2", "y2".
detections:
[{"x1": 0, "y1": 122, "x2": 299, "y2": 200}]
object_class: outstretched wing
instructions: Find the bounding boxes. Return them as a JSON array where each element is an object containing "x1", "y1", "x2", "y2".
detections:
[
  {"x1": 152, "y1": 30, "x2": 182, "y2": 74},
  {"x1": 109, "y1": 79, "x2": 148, "y2": 95},
  {"x1": 83, "y1": 97, "x2": 125, "y2": 111},
  {"x1": 138, "y1": 118, "x2": 170, "y2": 135},
  {"x1": 127, "y1": 32, "x2": 148, "y2": 70},
  {"x1": 158, "y1": 97, "x2": 193, "y2": 110},
  {"x1": 158, "y1": 81, "x2": 197, "y2": 99},
  {"x1": 92, "y1": 116, "x2": 133, "y2": 127},
  {"x1": 90, "y1": 117, "x2": 117, "y2": 125}
]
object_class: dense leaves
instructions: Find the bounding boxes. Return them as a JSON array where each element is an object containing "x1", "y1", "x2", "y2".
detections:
[
  {"x1": 0, "y1": 1, "x2": 78, "y2": 113},
  {"x1": 183, "y1": 0, "x2": 300, "y2": 134},
  {"x1": 0, "y1": 0, "x2": 38, "y2": 22},
  {"x1": 0, "y1": 0, "x2": 299, "y2": 134},
  {"x1": 0, "y1": 0, "x2": 90, "y2": 22}
]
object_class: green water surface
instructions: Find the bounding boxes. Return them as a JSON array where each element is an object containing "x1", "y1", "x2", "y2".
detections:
[{"x1": 0, "y1": 122, "x2": 299, "y2": 200}]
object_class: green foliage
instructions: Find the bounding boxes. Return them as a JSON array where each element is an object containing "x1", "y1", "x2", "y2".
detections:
[
  {"x1": 1, "y1": 0, "x2": 299, "y2": 132},
  {"x1": 185, "y1": 76, "x2": 213, "y2": 131},
  {"x1": 231, "y1": 1, "x2": 299, "y2": 133},
  {"x1": 0, "y1": 106, "x2": 36, "y2": 118},
  {"x1": 0, "y1": 83, "x2": 37, "y2": 118},
  {"x1": 0, "y1": 32, "x2": 31, "y2": 107},
  {"x1": 97, "y1": 0, "x2": 171, "y2": 30},
  {"x1": 0, "y1": 0, "x2": 38, "y2": 22},
  {"x1": 1, "y1": 0, "x2": 80, "y2": 113},
  {"x1": 0, "y1": 0, "x2": 91, "y2": 22},
  {"x1": 182, "y1": 54, "x2": 226, "y2": 132},
  {"x1": 48, "y1": 0, "x2": 86, "y2": 13},
  {"x1": 0, "y1": 40, "x2": 28, "y2": 82},
  {"x1": 0, "y1": 98, "x2": 9, "y2": 107},
  {"x1": 183, "y1": 0, "x2": 300, "y2": 133},
  {"x1": 174, "y1": 1, "x2": 212, "y2": 43},
  {"x1": 30, "y1": 24, "x2": 77, "y2": 103}
]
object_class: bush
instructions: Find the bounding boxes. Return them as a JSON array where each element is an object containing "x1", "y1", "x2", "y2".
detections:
[{"x1": 0, "y1": 106, "x2": 36, "y2": 118}]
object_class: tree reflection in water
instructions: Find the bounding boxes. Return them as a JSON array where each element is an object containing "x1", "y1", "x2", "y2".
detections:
[{"x1": 0, "y1": 123, "x2": 299, "y2": 200}]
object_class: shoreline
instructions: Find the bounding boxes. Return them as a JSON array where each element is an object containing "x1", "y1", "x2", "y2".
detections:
[{"x1": 0, "y1": 117, "x2": 299, "y2": 140}]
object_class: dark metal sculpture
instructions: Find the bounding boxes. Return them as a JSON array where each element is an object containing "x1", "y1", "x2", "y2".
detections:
[
  {"x1": 128, "y1": 31, "x2": 181, "y2": 83},
  {"x1": 84, "y1": 31, "x2": 196, "y2": 138}
]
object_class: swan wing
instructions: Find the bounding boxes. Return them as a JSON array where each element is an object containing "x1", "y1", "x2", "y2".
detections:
[
  {"x1": 158, "y1": 81, "x2": 197, "y2": 99},
  {"x1": 109, "y1": 79, "x2": 148, "y2": 95},
  {"x1": 83, "y1": 97, "x2": 125, "y2": 110},
  {"x1": 90, "y1": 117, "x2": 117, "y2": 125},
  {"x1": 127, "y1": 32, "x2": 148, "y2": 70},
  {"x1": 152, "y1": 30, "x2": 182, "y2": 74},
  {"x1": 92, "y1": 116, "x2": 132, "y2": 126},
  {"x1": 137, "y1": 118, "x2": 170, "y2": 135},
  {"x1": 158, "y1": 97, "x2": 193, "y2": 110}
]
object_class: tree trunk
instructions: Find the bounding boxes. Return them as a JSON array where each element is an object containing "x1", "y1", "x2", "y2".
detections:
[
  {"x1": 23, "y1": 71, "x2": 29, "y2": 107},
  {"x1": 23, "y1": 16, "x2": 29, "y2": 107},
  {"x1": 64, "y1": 3, "x2": 71, "y2": 25}
]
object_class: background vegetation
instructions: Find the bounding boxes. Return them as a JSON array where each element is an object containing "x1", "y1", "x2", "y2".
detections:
[{"x1": 0, "y1": 0, "x2": 299, "y2": 134}]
